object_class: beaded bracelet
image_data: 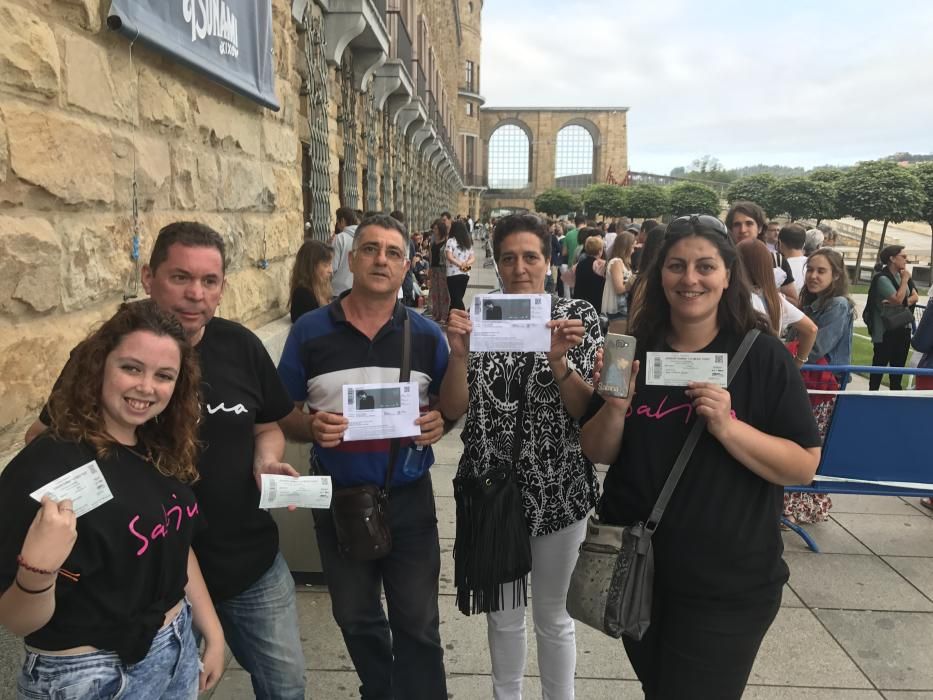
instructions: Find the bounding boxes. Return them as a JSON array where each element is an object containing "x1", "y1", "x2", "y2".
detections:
[
  {"x1": 17, "y1": 554, "x2": 59, "y2": 577},
  {"x1": 14, "y1": 577, "x2": 54, "y2": 595}
]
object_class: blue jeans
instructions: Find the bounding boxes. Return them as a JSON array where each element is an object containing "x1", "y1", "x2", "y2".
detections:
[
  {"x1": 18, "y1": 601, "x2": 198, "y2": 700},
  {"x1": 315, "y1": 472, "x2": 446, "y2": 699},
  {"x1": 213, "y1": 552, "x2": 307, "y2": 700}
]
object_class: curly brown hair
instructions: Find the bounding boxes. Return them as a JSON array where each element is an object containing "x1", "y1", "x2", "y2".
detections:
[{"x1": 47, "y1": 300, "x2": 202, "y2": 484}]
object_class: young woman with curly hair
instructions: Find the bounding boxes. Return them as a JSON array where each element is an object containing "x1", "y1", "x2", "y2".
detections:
[{"x1": 0, "y1": 300, "x2": 224, "y2": 699}]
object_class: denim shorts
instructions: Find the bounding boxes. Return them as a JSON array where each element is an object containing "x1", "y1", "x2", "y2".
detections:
[{"x1": 17, "y1": 601, "x2": 199, "y2": 700}]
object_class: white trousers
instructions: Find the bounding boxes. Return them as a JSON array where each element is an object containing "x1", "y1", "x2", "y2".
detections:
[{"x1": 486, "y1": 517, "x2": 588, "y2": 700}]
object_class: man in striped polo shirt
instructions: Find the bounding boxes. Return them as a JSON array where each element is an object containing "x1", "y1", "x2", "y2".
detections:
[{"x1": 278, "y1": 214, "x2": 449, "y2": 699}]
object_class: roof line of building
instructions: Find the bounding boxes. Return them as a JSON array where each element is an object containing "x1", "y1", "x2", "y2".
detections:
[{"x1": 481, "y1": 107, "x2": 630, "y2": 112}]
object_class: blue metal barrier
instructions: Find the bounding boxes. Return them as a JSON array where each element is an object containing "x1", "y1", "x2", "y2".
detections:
[{"x1": 784, "y1": 364, "x2": 933, "y2": 552}]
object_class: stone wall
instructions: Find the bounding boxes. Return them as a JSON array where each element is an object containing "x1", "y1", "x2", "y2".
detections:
[{"x1": 0, "y1": 0, "x2": 305, "y2": 459}]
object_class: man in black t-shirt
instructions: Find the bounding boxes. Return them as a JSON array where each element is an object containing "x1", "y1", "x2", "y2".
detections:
[{"x1": 26, "y1": 222, "x2": 307, "y2": 700}]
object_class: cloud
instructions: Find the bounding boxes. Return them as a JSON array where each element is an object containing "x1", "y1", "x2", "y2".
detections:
[{"x1": 480, "y1": 0, "x2": 933, "y2": 173}]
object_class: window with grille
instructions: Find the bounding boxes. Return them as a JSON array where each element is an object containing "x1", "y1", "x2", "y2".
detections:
[
  {"x1": 487, "y1": 124, "x2": 530, "y2": 189},
  {"x1": 554, "y1": 125, "x2": 594, "y2": 190}
]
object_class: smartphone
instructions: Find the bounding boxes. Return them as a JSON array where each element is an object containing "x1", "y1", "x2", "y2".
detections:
[{"x1": 598, "y1": 333, "x2": 637, "y2": 399}]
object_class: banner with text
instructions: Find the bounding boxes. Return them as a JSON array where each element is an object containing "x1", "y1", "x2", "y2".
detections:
[{"x1": 107, "y1": 0, "x2": 280, "y2": 110}]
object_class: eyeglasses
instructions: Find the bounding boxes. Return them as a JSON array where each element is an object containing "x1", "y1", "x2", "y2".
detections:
[
  {"x1": 355, "y1": 242, "x2": 407, "y2": 263},
  {"x1": 667, "y1": 214, "x2": 729, "y2": 239}
]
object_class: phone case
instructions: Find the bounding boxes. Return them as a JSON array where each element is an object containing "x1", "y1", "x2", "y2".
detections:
[{"x1": 598, "y1": 333, "x2": 636, "y2": 398}]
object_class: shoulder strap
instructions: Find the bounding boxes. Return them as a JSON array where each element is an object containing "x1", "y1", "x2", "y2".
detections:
[
  {"x1": 383, "y1": 312, "x2": 411, "y2": 492},
  {"x1": 643, "y1": 329, "x2": 760, "y2": 536}
]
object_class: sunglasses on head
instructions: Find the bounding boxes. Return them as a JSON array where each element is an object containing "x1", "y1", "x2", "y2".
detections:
[{"x1": 667, "y1": 214, "x2": 729, "y2": 239}]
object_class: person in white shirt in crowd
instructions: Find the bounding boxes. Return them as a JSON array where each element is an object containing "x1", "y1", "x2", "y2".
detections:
[
  {"x1": 777, "y1": 223, "x2": 808, "y2": 296},
  {"x1": 331, "y1": 207, "x2": 360, "y2": 298}
]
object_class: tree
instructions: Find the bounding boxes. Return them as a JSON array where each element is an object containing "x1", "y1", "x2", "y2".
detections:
[
  {"x1": 622, "y1": 184, "x2": 669, "y2": 219},
  {"x1": 767, "y1": 177, "x2": 836, "y2": 222},
  {"x1": 534, "y1": 188, "x2": 580, "y2": 217},
  {"x1": 808, "y1": 167, "x2": 844, "y2": 184},
  {"x1": 581, "y1": 184, "x2": 627, "y2": 217},
  {"x1": 668, "y1": 182, "x2": 721, "y2": 217},
  {"x1": 835, "y1": 161, "x2": 925, "y2": 279},
  {"x1": 682, "y1": 155, "x2": 735, "y2": 184},
  {"x1": 806, "y1": 169, "x2": 843, "y2": 223},
  {"x1": 725, "y1": 174, "x2": 777, "y2": 213},
  {"x1": 913, "y1": 163, "x2": 933, "y2": 267}
]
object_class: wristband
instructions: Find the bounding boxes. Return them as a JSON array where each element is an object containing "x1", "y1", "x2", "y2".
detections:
[
  {"x1": 14, "y1": 577, "x2": 54, "y2": 595},
  {"x1": 554, "y1": 364, "x2": 574, "y2": 385},
  {"x1": 17, "y1": 554, "x2": 58, "y2": 577}
]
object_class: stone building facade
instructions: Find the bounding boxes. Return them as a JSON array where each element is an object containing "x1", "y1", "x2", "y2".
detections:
[
  {"x1": 0, "y1": 0, "x2": 473, "y2": 460},
  {"x1": 480, "y1": 107, "x2": 629, "y2": 216}
]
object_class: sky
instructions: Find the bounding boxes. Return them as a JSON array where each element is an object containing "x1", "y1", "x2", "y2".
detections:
[{"x1": 479, "y1": 0, "x2": 933, "y2": 176}]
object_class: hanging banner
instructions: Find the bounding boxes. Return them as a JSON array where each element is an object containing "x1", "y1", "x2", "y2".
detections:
[{"x1": 107, "y1": 0, "x2": 280, "y2": 111}]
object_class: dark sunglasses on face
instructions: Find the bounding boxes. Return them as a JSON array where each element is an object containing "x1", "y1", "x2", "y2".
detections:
[{"x1": 667, "y1": 214, "x2": 729, "y2": 239}]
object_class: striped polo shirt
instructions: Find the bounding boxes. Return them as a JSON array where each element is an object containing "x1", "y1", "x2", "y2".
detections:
[{"x1": 277, "y1": 299, "x2": 449, "y2": 487}]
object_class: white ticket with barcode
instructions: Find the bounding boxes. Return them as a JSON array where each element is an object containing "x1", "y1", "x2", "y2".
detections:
[
  {"x1": 342, "y1": 381, "x2": 421, "y2": 441},
  {"x1": 30, "y1": 460, "x2": 113, "y2": 517},
  {"x1": 645, "y1": 352, "x2": 728, "y2": 387},
  {"x1": 259, "y1": 474, "x2": 332, "y2": 509}
]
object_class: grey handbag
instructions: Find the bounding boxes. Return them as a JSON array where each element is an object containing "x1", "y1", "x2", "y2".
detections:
[{"x1": 567, "y1": 329, "x2": 760, "y2": 640}]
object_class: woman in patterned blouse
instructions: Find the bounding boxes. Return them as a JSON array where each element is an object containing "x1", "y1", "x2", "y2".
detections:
[{"x1": 439, "y1": 213, "x2": 603, "y2": 699}]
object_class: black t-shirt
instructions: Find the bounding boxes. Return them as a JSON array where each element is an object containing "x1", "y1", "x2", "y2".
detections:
[
  {"x1": 0, "y1": 435, "x2": 200, "y2": 663},
  {"x1": 430, "y1": 239, "x2": 446, "y2": 268},
  {"x1": 572, "y1": 255, "x2": 606, "y2": 313},
  {"x1": 290, "y1": 286, "x2": 320, "y2": 323},
  {"x1": 586, "y1": 330, "x2": 820, "y2": 600},
  {"x1": 192, "y1": 318, "x2": 294, "y2": 601},
  {"x1": 36, "y1": 318, "x2": 294, "y2": 602}
]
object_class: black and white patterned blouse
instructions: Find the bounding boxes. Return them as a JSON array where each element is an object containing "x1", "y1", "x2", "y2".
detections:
[{"x1": 456, "y1": 296, "x2": 603, "y2": 537}]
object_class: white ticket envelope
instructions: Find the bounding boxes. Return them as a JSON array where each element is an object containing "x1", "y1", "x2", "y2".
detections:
[
  {"x1": 30, "y1": 460, "x2": 114, "y2": 517},
  {"x1": 645, "y1": 352, "x2": 728, "y2": 387},
  {"x1": 469, "y1": 293, "x2": 551, "y2": 353},
  {"x1": 259, "y1": 474, "x2": 332, "y2": 509},
  {"x1": 342, "y1": 381, "x2": 421, "y2": 442}
]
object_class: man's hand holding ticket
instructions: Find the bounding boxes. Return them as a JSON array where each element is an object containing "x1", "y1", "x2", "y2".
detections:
[{"x1": 259, "y1": 474, "x2": 332, "y2": 509}]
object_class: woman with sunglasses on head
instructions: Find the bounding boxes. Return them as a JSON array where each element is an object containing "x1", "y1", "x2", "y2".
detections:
[
  {"x1": 581, "y1": 215, "x2": 821, "y2": 699},
  {"x1": 0, "y1": 300, "x2": 224, "y2": 699}
]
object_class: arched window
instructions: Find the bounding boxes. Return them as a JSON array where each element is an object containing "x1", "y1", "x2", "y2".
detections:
[
  {"x1": 487, "y1": 124, "x2": 531, "y2": 189},
  {"x1": 554, "y1": 125, "x2": 594, "y2": 190}
]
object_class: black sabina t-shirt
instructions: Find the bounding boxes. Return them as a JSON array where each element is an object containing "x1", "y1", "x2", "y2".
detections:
[
  {"x1": 192, "y1": 317, "x2": 294, "y2": 601},
  {"x1": 587, "y1": 330, "x2": 821, "y2": 600},
  {"x1": 0, "y1": 435, "x2": 200, "y2": 663}
]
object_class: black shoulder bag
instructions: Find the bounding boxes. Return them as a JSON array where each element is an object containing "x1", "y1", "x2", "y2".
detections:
[
  {"x1": 879, "y1": 270, "x2": 916, "y2": 331},
  {"x1": 567, "y1": 329, "x2": 759, "y2": 640},
  {"x1": 330, "y1": 314, "x2": 411, "y2": 561},
  {"x1": 453, "y1": 354, "x2": 535, "y2": 616}
]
